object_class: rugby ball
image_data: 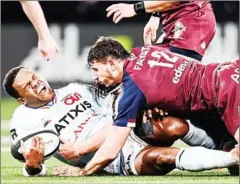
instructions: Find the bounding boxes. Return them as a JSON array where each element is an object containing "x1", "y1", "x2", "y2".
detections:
[{"x1": 11, "y1": 130, "x2": 60, "y2": 162}]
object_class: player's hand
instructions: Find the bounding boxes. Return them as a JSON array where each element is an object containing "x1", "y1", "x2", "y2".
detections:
[
  {"x1": 106, "y1": 3, "x2": 136, "y2": 24},
  {"x1": 58, "y1": 139, "x2": 82, "y2": 160},
  {"x1": 21, "y1": 136, "x2": 44, "y2": 168},
  {"x1": 144, "y1": 16, "x2": 160, "y2": 45},
  {"x1": 38, "y1": 35, "x2": 59, "y2": 61},
  {"x1": 144, "y1": 108, "x2": 168, "y2": 123}
]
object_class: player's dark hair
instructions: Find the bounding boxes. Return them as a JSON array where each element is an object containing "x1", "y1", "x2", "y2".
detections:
[
  {"x1": 3, "y1": 66, "x2": 26, "y2": 99},
  {"x1": 87, "y1": 36, "x2": 131, "y2": 66}
]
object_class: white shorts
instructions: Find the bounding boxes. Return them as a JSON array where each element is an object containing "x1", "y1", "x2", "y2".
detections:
[{"x1": 104, "y1": 130, "x2": 148, "y2": 175}]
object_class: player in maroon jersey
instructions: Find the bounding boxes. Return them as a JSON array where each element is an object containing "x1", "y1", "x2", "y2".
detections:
[
  {"x1": 76, "y1": 36, "x2": 238, "y2": 175},
  {"x1": 106, "y1": 1, "x2": 216, "y2": 61}
]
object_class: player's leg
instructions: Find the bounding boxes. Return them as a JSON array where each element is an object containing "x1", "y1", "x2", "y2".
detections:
[
  {"x1": 136, "y1": 111, "x2": 216, "y2": 149},
  {"x1": 134, "y1": 145, "x2": 239, "y2": 175},
  {"x1": 134, "y1": 146, "x2": 178, "y2": 175},
  {"x1": 176, "y1": 146, "x2": 239, "y2": 171}
]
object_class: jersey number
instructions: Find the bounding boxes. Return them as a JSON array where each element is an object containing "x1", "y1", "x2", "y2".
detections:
[
  {"x1": 231, "y1": 68, "x2": 239, "y2": 84},
  {"x1": 148, "y1": 51, "x2": 178, "y2": 68}
]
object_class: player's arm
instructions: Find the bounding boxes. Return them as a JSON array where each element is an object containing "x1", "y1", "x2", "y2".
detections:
[
  {"x1": 19, "y1": 1, "x2": 59, "y2": 61},
  {"x1": 21, "y1": 136, "x2": 46, "y2": 176},
  {"x1": 106, "y1": 1, "x2": 180, "y2": 24},
  {"x1": 80, "y1": 82, "x2": 146, "y2": 175},
  {"x1": 59, "y1": 125, "x2": 111, "y2": 159},
  {"x1": 80, "y1": 126, "x2": 131, "y2": 175}
]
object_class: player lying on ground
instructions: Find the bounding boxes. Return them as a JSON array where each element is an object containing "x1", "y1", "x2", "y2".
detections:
[
  {"x1": 3, "y1": 67, "x2": 238, "y2": 176},
  {"x1": 20, "y1": 1, "x2": 59, "y2": 61},
  {"x1": 107, "y1": 1, "x2": 216, "y2": 61},
  {"x1": 72, "y1": 36, "x2": 239, "y2": 175}
]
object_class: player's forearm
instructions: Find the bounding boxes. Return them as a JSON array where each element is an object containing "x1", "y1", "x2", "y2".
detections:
[
  {"x1": 82, "y1": 126, "x2": 131, "y2": 175},
  {"x1": 143, "y1": 1, "x2": 180, "y2": 13},
  {"x1": 75, "y1": 125, "x2": 110, "y2": 155},
  {"x1": 19, "y1": 1, "x2": 51, "y2": 39}
]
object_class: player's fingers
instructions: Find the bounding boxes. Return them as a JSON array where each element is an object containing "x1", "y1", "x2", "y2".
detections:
[
  {"x1": 113, "y1": 11, "x2": 122, "y2": 23},
  {"x1": 151, "y1": 30, "x2": 157, "y2": 42},
  {"x1": 42, "y1": 50, "x2": 50, "y2": 61},
  {"x1": 31, "y1": 136, "x2": 37, "y2": 148},
  {"x1": 35, "y1": 136, "x2": 41, "y2": 151},
  {"x1": 114, "y1": 14, "x2": 124, "y2": 24},
  {"x1": 39, "y1": 137, "x2": 44, "y2": 153},
  {"x1": 144, "y1": 32, "x2": 152, "y2": 46},
  {"x1": 106, "y1": 7, "x2": 119, "y2": 18},
  {"x1": 147, "y1": 109, "x2": 152, "y2": 119},
  {"x1": 106, "y1": 4, "x2": 117, "y2": 12}
]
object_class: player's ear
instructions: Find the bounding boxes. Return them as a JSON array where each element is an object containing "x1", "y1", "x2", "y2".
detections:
[
  {"x1": 107, "y1": 58, "x2": 117, "y2": 72},
  {"x1": 17, "y1": 97, "x2": 25, "y2": 104}
]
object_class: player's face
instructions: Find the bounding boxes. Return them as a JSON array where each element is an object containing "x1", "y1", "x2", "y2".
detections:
[
  {"x1": 13, "y1": 69, "x2": 53, "y2": 105},
  {"x1": 91, "y1": 61, "x2": 116, "y2": 87}
]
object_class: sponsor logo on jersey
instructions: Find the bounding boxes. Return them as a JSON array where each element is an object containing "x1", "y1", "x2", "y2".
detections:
[
  {"x1": 171, "y1": 22, "x2": 186, "y2": 40},
  {"x1": 54, "y1": 100, "x2": 92, "y2": 135},
  {"x1": 172, "y1": 60, "x2": 190, "y2": 84}
]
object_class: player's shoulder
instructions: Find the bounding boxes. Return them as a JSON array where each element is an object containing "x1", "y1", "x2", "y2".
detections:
[
  {"x1": 58, "y1": 82, "x2": 94, "y2": 93},
  {"x1": 11, "y1": 105, "x2": 29, "y2": 119},
  {"x1": 10, "y1": 105, "x2": 34, "y2": 129},
  {"x1": 57, "y1": 82, "x2": 106, "y2": 103}
]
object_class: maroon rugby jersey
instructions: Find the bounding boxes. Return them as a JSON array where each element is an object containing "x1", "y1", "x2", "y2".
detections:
[{"x1": 125, "y1": 45, "x2": 216, "y2": 116}]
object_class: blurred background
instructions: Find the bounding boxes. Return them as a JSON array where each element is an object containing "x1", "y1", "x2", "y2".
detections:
[{"x1": 1, "y1": 1, "x2": 239, "y2": 97}]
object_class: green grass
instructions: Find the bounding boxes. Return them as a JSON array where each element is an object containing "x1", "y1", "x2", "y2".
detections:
[
  {"x1": 1, "y1": 97, "x2": 19, "y2": 120},
  {"x1": 1, "y1": 151, "x2": 238, "y2": 184},
  {"x1": 1, "y1": 98, "x2": 239, "y2": 184}
]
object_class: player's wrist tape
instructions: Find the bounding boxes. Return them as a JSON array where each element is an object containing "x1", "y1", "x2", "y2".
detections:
[
  {"x1": 152, "y1": 12, "x2": 162, "y2": 18},
  {"x1": 134, "y1": 2, "x2": 146, "y2": 14},
  {"x1": 23, "y1": 163, "x2": 46, "y2": 176}
]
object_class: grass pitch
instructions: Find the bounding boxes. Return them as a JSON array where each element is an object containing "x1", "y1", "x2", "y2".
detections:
[{"x1": 1, "y1": 98, "x2": 239, "y2": 184}]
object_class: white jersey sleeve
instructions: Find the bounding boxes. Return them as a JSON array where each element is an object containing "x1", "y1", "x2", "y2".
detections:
[{"x1": 9, "y1": 105, "x2": 47, "y2": 144}]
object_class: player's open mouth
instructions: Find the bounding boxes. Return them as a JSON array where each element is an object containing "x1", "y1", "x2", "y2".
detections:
[{"x1": 37, "y1": 85, "x2": 47, "y2": 95}]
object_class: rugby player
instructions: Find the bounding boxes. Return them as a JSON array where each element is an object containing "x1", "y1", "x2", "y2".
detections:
[
  {"x1": 106, "y1": 1, "x2": 216, "y2": 61},
  {"x1": 76, "y1": 36, "x2": 239, "y2": 175},
  {"x1": 3, "y1": 67, "x2": 238, "y2": 176},
  {"x1": 20, "y1": 1, "x2": 59, "y2": 61}
]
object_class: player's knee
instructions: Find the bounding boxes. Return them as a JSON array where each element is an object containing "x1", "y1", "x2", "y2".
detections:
[{"x1": 163, "y1": 118, "x2": 189, "y2": 139}]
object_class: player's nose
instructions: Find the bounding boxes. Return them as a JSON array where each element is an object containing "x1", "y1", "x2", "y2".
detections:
[{"x1": 31, "y1": 80, "x2": 40, "y2": 89}]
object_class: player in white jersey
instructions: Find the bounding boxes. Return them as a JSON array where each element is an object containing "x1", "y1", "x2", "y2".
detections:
[{"x1": 3, "y1": 66, "x2": 239, "y2": 176}]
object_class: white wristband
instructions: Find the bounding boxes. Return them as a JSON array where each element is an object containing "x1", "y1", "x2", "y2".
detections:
[{"x1": 23, "y1": 163, "x2": 47, "y2": 177}]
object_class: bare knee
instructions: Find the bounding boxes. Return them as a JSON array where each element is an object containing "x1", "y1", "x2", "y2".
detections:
[{"x1": 162, "y1": 117, "x2": 189, "y2": 139}]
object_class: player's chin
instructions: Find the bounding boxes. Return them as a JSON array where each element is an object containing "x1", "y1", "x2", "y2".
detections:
[{"x1": 39, "y1": 94, "x2": 53, "y2": 102}]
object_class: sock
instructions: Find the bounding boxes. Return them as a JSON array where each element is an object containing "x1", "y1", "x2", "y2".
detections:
[
  {"x1": 181, "y1": 121, "x2": 216, "y2": 149},
  {"x1": 175, "y1": 147, "x2": 237, "y2": 171}
]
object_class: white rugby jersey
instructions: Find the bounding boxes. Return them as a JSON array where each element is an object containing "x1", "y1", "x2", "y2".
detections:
[{"x1": 10, "y1": 82, "x2": 148, "y2": 176}]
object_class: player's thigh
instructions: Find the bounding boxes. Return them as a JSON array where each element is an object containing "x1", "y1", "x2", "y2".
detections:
[{"x1": 134, "y1": 146, "x2": 179, "y2": 175}]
